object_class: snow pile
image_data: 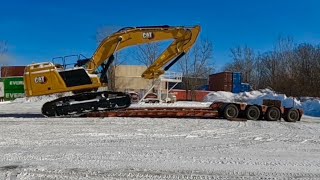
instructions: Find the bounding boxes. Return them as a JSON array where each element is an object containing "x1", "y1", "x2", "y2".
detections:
[
  {"x1": 204, "y1": 89, "x2": 300, "y2": 107},
  {"x1": 132, "y1": 101, "x2": 211, "y2": 108},
  {"x1": 235, "y1": 89, "x2": 300, "y2": 108},
  {"x1": 13, "y1": 96, "x2": 56, "y2": 103},
  {"x1": 0, "y1": 101, "x2": 11, "y2": 104},
  {"x1": 203, "y1": 91, "x2": 235, "y2": 102},
  {"x1": 300, "y1": 99, "x2": 320, "y2": 117},
  {"x1": 12, "y1": 92, "x2": 73, "y2": 103},
  {"x1": 204, "y1": 89, "x2": 320, "y2": 117}
]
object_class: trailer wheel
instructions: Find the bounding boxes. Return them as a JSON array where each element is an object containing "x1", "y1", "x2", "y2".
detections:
[
  {"x1": 265, "y1": 107, "x2": 280, "y2": 121},
  {"x1": 246, "y1": 106, "x2": 260, "y2": 120},
  {"x1": 284, "y1": 109, "x2": 299, "y2": 122},
  {"x1": 223, "y1": 104, "x2": 239, "y2": 119}
]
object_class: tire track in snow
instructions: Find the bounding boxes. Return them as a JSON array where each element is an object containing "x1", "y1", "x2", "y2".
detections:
[{"x1": 14, "y1": 168, "x2": 320, "y2": 180}]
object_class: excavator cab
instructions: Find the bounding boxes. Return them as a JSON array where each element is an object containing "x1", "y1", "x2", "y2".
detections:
[
  {"x1": 55, "y1": 54, "x2": 112, "y2": 85},
  {"x1": 24, "y1": 61, "x2": 101, "y2": 97}
]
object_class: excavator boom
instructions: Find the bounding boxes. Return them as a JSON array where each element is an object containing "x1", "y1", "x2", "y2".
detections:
[{"x1": 88, "y1": 25, "x2": 201, "y2": 79}]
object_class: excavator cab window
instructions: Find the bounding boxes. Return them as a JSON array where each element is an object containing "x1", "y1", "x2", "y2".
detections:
[
  {"x1": 52, "y1": 57, "x2": 64, "y2": 69},
  {"x1": 95, "y1": 54, "x2": 115, "y2": 84},
  {"x1": 64, "y1": 55, "x2": 83, "y2": 69},
  {"x1": 52, "y1": 54, "x2": 90, "y2": 70},
  {"x1": 75, "y1": 58, "x2": 91, "y2": 67}
]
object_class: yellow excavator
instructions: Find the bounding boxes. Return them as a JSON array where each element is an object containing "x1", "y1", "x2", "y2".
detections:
[{"x1": 23, "y1": 25, "x2": 201, "y2": 117}]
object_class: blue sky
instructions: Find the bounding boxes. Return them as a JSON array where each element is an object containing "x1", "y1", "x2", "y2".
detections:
[{"x1": 1, "y1": 0, "x2": 320, "y2": 71}]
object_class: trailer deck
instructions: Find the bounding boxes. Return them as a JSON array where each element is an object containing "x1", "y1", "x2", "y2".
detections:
[
  {"x1": 84, "y1": 100, "x2": 303, "y2": 122},
  {"x1": 85, "y1": 106, "x2": 219, "y2": 118}
]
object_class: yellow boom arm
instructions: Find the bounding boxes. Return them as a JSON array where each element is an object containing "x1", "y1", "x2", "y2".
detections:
[{"x1": 88, "y1": 25, "x2": 201, "y2": 79}]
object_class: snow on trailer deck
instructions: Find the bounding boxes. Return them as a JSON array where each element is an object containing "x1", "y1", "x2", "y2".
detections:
[
  {"x1": 85, "y1": 105, "x2": 219, "y2": 119},
  {"x1": 1, "y1": 100, "x2": 320, "y2": 179}
]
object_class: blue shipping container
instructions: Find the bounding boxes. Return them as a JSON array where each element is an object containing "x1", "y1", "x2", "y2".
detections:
[
  {"x1": 233, "y1": 72, "x2": 242, "y2": 84},
  {"x1": 232, "y1": 72, "x2": 242, "y2": 93},
  {"x1": 241, "y1": 83, "x2": 251, "y2": 92},
  {"x1": 233, "y1": 85, "x2": 241, "y2": 93}
]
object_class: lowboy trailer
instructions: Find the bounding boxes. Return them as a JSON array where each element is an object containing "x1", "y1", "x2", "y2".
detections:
[{"x1": 84, "y1": 99, "x2": 303, "y2": 122}]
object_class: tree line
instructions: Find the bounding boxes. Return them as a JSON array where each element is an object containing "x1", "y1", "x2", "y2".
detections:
[{"x1": 224, "y1": 37, "x2": 320, "y2": 97}]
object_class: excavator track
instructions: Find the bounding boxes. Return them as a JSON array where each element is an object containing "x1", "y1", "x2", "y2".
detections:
[{"x1": 41, "y1": 91, "x2": 131, "y2": 117}]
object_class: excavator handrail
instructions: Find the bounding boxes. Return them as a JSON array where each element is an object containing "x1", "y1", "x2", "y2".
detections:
[{"x1": 116, "y1": 25, "x2": 189, "y2": 32}]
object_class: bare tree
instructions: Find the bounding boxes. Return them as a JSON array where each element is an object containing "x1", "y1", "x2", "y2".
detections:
[
  {"x1": 224, "y1": 45, "x2": 255, "y2": 83},
  {"x1": 135, "y1": 37, "x2": 214, "y2": 80},
  {"x1": 96, "y1": 26, "x2": 127, "y2": 91},
  {"x1": 253, "y1": 36, "x2": 296, "y2": 94},
  {"x1": 133, "y1": 42, "x2": 164, "y2": 94},
  {"x1": 96, "y1": 26, "x2": 120, "y2": 45},
  {"x1": 224, "y1": 35, "x2": 320, "y2": 97},
  {"x1": 177, "y1": 38, "x2": 214, "y2": 100},
  {"x1": 0, "y1": 41, "x2": 7, "y2": 56},
  {"x1": 224, "y1": 36, "x2": 296, "y2": 92},
  {"x1": 134, "y1": 43, "x2": 162, "y2": 67},
  {"x1": 291, "y1": 44, "x2": 320, "y2": 96},
  {"x1": 0, "y1": 41, "x2": 8, "y2": 76},
  {"x1": 179, "y1": 38, "x2": 214, "y2": 78},
  {"x1": 256, "y1": 51, "x2": 280, "y2": 89},
  {"x1": 0, "y1": 41, "x2": 8, "y2": 62}
]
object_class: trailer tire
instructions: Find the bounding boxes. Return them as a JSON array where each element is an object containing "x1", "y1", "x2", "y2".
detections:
[
  {"x1": 265, "y1": 107, "x2": 280, "y2": 121},
  {"x1": 284, "y1": 109, "x2": 299, "y2": 122},
  {"x1": 246, "y1": 106, "x2": 260, "y2": 120},
  {"x1": 223, "y1": 104, "x2": 239, "y2": 119}
]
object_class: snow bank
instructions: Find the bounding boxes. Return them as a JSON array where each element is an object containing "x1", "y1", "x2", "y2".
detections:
[
  {"x1": 0, "y1": 101, "x2": 11, "y2": 104},
  {"x1": 204, "y1": 89, "x2": 320, "y2": 117},
  {"x1": 12, "y1": 92, "x2": 73, "y2": 103},
  {"x1": 131, "y1": 101, "x2": 212, "y2": 108},
  {"x1": 300, "y1": 99, "x2": 320, "y2": 117},
  {"x1": 3, "y1": 88, "x2": 320, "y2": 117},
  {"x1": 12, "y1": 96, "x2": 56, "y2": 103}
]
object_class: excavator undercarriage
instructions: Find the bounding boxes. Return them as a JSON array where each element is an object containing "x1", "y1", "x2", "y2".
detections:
[{"x1": 41, "y1": 91, "x2": 131, "y2": 117}]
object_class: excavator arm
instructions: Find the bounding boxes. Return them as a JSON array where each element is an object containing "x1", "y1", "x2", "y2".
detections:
[{"x1": 87, "y1": 25, "x2": 201, "y2": 79}]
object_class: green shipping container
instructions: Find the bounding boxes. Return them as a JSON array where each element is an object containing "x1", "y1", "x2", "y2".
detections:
[
  {"x1": 4, "y1": 89, "x2": 25, "y2": 100},
  {"x1": 1, "y1": 77, "x2": 24, "y2": 91}
]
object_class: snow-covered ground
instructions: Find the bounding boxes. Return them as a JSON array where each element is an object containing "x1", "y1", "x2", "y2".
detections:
[{"x1": 1, "y1": 90, "x2": 320, "y2": 179}]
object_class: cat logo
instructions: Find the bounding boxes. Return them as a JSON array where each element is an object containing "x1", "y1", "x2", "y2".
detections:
[
  {"x1": 142, "y1": 32, "x2": 154, "y2": 39},
  {"x1": 35, "y1": 76, "x2": 47, "y2": 84}
]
